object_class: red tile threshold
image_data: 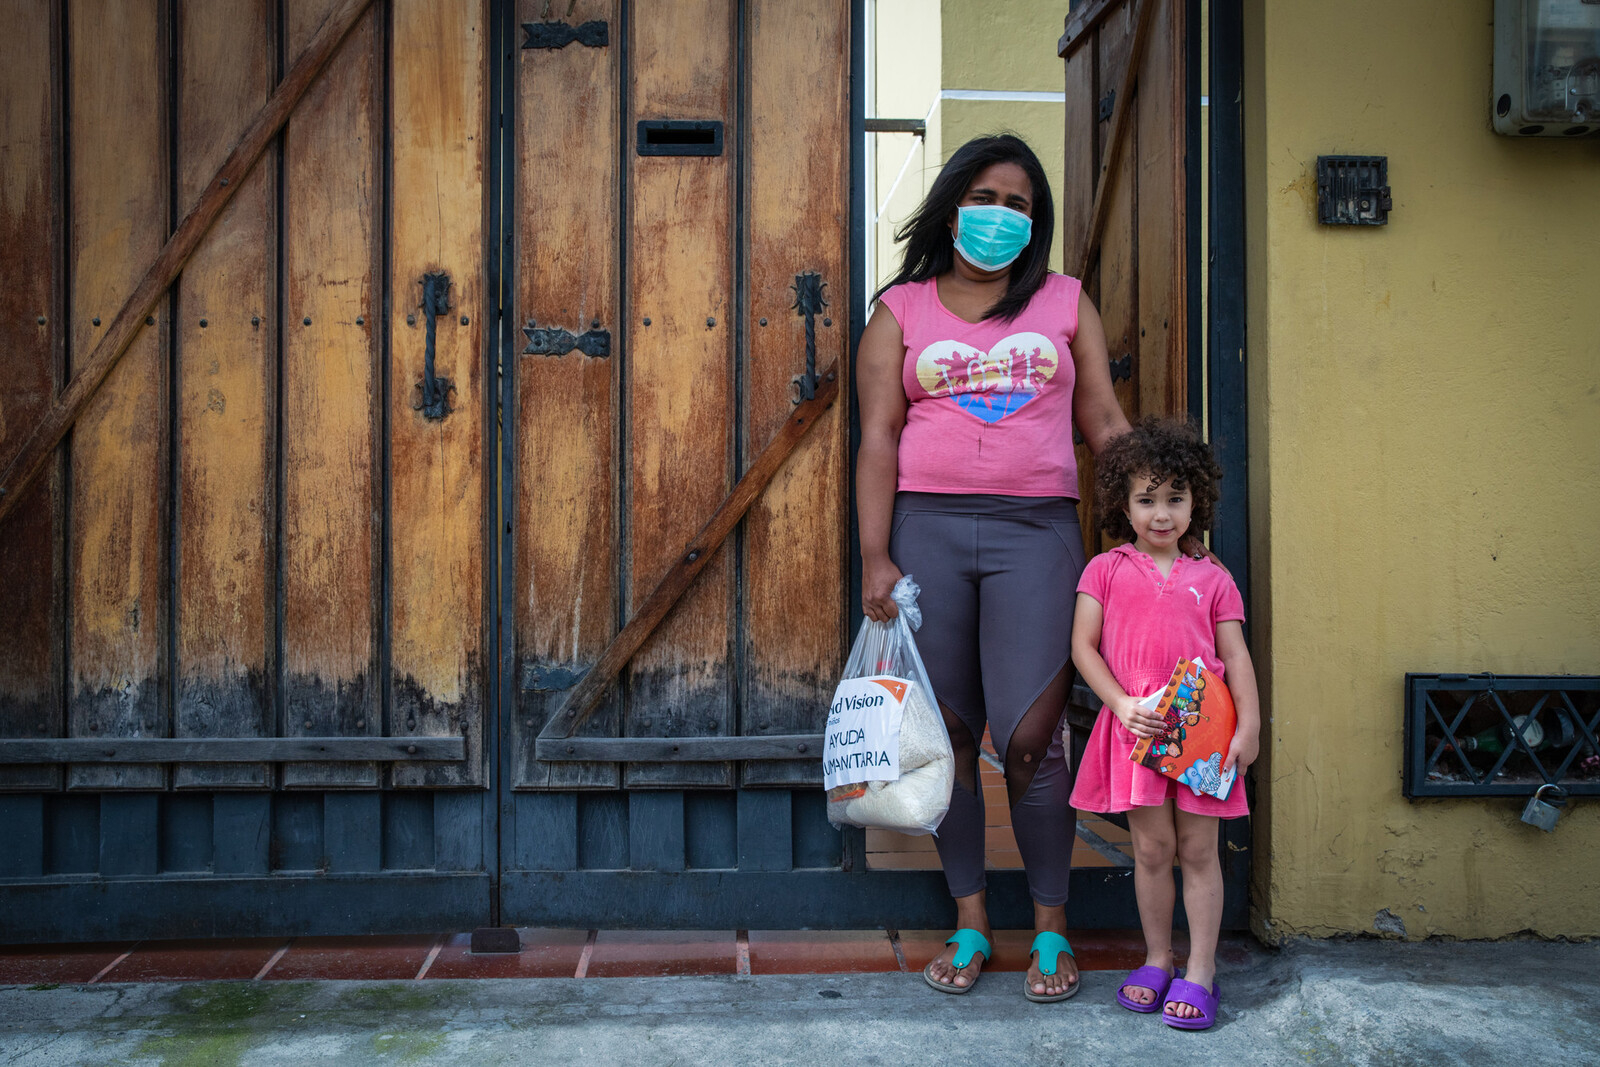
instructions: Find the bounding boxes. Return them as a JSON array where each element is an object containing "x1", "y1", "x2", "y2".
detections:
[
  {"x1": 584, "y1": 930, "x2": 737, "y2": 978},
  {"x1": 424, "y1": 929, "x2": 590, "y2": 979},
  {"x1": 1, "y1": 928, "x2": 1159, "y2": 983},
  {"x1": 747, "y1": 930, "x2": 901, "y2": 975},
  {"x1": 105, "y1": 938, "x2": 285, "y2": 983},
  {"x1": 263, "y1": 935, "x2": 441, "y2": 981},
  {"x1": 0, "y1": 942, "x2": 136, "y2": 986}
]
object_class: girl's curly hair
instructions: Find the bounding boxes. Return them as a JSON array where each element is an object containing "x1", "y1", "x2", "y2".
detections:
[{"x1": 1094, "y1": 416, "x2": 1223, "y2": 541}]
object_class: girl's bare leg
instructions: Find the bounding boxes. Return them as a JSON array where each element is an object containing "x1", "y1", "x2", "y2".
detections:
[
  {"x1": 1124, "y1": 802, "x2": 1179, "y2": 1005},
  {"x1": 1168, "y1": 808, "x2": 1224, "y2": 1019}
]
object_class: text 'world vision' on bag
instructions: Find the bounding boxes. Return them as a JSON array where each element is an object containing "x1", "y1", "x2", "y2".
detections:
[{"x1": 823, "y1": 576, "x2": 954, "y2": 835}]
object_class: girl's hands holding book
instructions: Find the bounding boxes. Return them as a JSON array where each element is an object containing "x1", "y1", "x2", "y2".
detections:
[{"x1": 1111, "y1": 694, "x2": 1165, "y2": 739}]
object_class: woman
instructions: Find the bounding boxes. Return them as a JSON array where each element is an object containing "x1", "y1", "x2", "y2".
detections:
[{"x1": 857, "y1": 133, "x2": 1129, "y2": 1001}]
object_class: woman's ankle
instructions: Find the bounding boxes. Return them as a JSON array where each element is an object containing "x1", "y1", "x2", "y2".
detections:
[{"x1": 953, "y1": 893, "x2": 989, "y2": 934}]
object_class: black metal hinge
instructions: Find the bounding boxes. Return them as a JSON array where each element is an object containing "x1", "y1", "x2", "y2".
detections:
[
  {"x1": 522, "y1": 20, "x2": 608, "y2": 49},
  {"x1": 522, "y1": 319, "x2": 610, "y2": 357}
]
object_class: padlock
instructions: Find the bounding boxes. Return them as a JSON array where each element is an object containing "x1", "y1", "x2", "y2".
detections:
[{"x1": 1520, "y1": 784, "x2": 1567, "y2": 832}]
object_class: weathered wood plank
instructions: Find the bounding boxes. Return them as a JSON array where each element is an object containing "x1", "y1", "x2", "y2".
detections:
[
  {"x1": 1135, "y1": 0, "x2": 1187, "y2": 419},
  {"x1": 173, "y1": 0, "x2": 276, "y2": 790},
  {"x1": 577, "y1": 792, "x2": 629, "y2": 870},
  {"x1": 538, "y1": 370, "x2": 838, "y2": 744},
  {"x1": 513, "y1": 793, "x2": 578, "y2": 871},
  {"x1": 1091, "y1": 12, "x2": 1140, "y2": 556},
  {"x1": 512, "y1": 0, "x2": 621, "y2": 791},
  {"x1": 0, "y1": 796, "x2": 45, "y2": 877},
  {"x1": 1060, "y1": 0, "x2": 1124, "y2": 56},
  {"x1": 212, "y1": 794, "x2": 271, "y2": 875},
  {"x1": 790, "y1": 788, "x2": 842, "y2": 869},
  {"x1": 537, "y1": 734, "x2": 822, "y2": 763},
  {"x1": 739, "y1": 0, "x2": 849, "y2": 788},
  {"x1": 624, "y1": 0, "x2": 736, "y2": 789},
  {"x1": 273, "y1": 793, "x2": 324, "y2": 870},
  {"x1": 160, "y1": 793, "x2": 214, "y2": 872},
  {"x1": 1075, "y1": 0, "x2": 1157, "y2": 283},
  {"x1": 66, "y1": 0, "x2": 169, "y2": 790},
  {"x1": 684, "y1": 791, "x2": 737, "y2": 869},
  {"x1": 629, "y1": 792, "x2": 686, "y2": 872},
  {"x1": 99, "y1": 794, "x2": 160, "y2": 876},
  {"x1": 323, "y1": 792, "x2": 381, "y2": 872},
  {"x1": 0, "y1": 0, "x2": 379, "y2": 527},
  {"x1": 46, "y1": 794, "x2": 99, "y2": 873},
  {"x1": 1060, "y1": 14, "x2": 1097, "y2": 291},
  {"x1": 736, "y1": 789, "x2": 792, "y2": 872},
  {"x1": 433, "y1": 793, "x2": 483, "y2": 871},
  {"x1": 281, "y1": 0, "x2": 385, "y2": 787},
  {"x1": 388, "y1": 0, "x2": 488, "y2": 789},
  {"x1": 382, "y1": 792, "x2": 435, "y2": 870},
  {"x1": 0, "y1": 738, "x2": 464, "y2": 762},
  {"x1": 0, "y1": 0, "x2": 64, "y2": 791}
]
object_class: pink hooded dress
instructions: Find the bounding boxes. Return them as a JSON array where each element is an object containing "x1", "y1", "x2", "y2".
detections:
[{"x1": 1069, "y1": 545, "x2": 1250, "y2": 818}]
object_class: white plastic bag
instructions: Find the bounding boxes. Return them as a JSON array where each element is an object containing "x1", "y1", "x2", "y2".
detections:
[{"x1": 823, "y1": 576, "x2": 954, "y2": 834}]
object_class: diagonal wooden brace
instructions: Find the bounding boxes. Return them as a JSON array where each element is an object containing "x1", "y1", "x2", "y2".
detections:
[
  {"x1": 538, "y1": 361, "x2": 841, "y2": 747},
  {"x1": 1073, "y1": 0, "x2": 1159, "y2": 282},
  {"x1": 0, "y1": 0, "x2": 377, "y2": 528}
]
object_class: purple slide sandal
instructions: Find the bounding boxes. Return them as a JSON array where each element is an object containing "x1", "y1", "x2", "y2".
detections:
[
  {"x1": 1162, "y1": 977, "x2": 1220, "y2": 1030},
  {"x1": 1115, "y1": 965, "x2": 1176, "y2": 1013}
]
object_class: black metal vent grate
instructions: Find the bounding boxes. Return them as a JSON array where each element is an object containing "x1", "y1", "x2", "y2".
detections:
[{"x1": 1404, "y1": 674, "x2": 1600, "y2": 798}]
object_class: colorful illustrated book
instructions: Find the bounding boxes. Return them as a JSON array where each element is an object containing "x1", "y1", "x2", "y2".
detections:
[{"x1": 1128, "y1": 656, "x2": 1238, "y2": 800}]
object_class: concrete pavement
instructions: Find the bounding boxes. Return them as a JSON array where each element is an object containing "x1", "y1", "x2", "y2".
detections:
[{"x1": 3, "y1": 937, "x2": 1595, "y2": 1065}]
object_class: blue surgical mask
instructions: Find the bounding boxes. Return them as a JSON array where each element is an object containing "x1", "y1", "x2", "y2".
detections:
[{"x1": 952, "y1": 204, "x2": 1032, "y2": 271}]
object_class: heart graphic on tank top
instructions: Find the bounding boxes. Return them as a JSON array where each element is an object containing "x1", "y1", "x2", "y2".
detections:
[{"x1": 914, "y1": 333, "x2": 1059, "y2": 423}]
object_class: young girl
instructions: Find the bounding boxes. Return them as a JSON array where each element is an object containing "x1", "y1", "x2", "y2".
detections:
[{"x1": 1069, "y1": 417, "x2": 1260, "y2": 1031}]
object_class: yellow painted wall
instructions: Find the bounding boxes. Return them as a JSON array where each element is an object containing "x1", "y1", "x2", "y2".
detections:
[{"x1": 1244, "y1": 0, "x2": 1600, "y2": 940}]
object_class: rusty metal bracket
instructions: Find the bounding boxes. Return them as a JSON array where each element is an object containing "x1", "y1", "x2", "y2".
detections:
[
  {"x1": 522, "y1": 20, "x2": 608, "y2": 49},
  {"x1": 414, "y1": 272, "x2": 455, "y2": 421},
  {"x1": 521, "y1": 319, "x2": 611, "y2": 357}
]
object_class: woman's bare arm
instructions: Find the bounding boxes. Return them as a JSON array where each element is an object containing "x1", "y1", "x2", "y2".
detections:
[
  {"x1": 856, "y1": 303, "x2": 909, "y2": 622},
  {"x1": 1069, "y1": 290, "x2": 1132, "y2": 455}
]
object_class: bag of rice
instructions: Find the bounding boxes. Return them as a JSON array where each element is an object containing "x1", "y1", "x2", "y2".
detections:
[{"x1": 823, "y1": 576, "x2": 953, "y2": 834}]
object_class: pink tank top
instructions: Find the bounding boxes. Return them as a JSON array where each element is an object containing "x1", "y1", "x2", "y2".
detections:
[{"x1": 878, "y1": 273, "x2": 1083, "y2": 497}]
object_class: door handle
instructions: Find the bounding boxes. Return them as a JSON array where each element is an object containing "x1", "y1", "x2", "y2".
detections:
[
  {"x1": 791, "y1": 271, "x2": 827, "y2": 402},
  {"x1": 414, "y1": 271, "x2": 455, "y2": 421}
]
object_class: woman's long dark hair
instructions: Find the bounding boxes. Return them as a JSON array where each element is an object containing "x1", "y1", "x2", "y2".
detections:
[{"x1": 873, "y1": 133, "x2": 1056, "y2": 322}]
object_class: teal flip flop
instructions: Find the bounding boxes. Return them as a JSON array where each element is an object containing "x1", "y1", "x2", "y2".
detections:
[
  {"x1": 923, "y1": 928, "x2": 991, "y2": 994},
  {"x1": 1023, "y1": 931, "x2": 1080, "y2": 1003}
]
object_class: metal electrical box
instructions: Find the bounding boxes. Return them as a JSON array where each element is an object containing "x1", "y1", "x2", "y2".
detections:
[{"x1": 1493, "y1": 0, "x2": 1600, "y2": 136}]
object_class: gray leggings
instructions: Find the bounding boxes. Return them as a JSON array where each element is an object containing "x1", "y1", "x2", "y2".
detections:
[{"x1": 889, "y1": 492, "x2": 1085, "y2": 906}]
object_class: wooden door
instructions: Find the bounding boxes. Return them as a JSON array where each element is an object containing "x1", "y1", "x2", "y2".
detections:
[
  {"x1": 0, "y1": 0, "x2": 494, "y2": 942},
  {"x1": 1061, "y1": 0, "x2": 1191, "y2": 549},
  {"x1": 1060, "y1": 0, "x2": 1248, "y2": 930},
  {"x1": 500, "y1": 0, "x2": 854, "y2": 923}
]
